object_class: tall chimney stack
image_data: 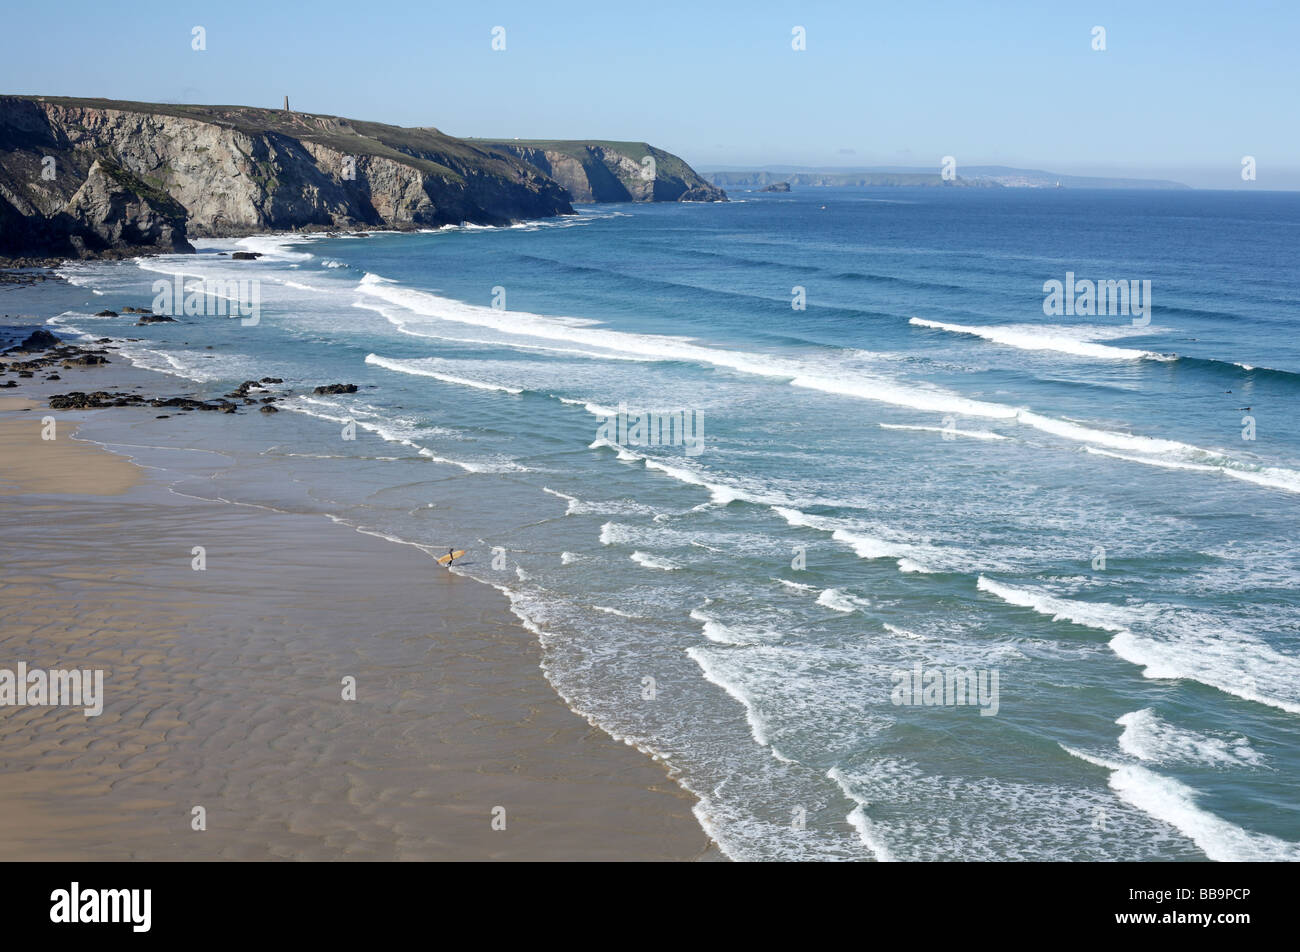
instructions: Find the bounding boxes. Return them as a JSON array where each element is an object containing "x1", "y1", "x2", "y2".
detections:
[{"x1": 283, "y1": 96, "x2": 290, "y2": 112}]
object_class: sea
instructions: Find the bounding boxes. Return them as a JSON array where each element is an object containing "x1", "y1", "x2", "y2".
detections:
[{"x1": 38, "y1": 186, "x2": 1300, "y2": 860}]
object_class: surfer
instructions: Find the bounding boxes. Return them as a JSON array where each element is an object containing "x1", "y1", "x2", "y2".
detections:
[{"x1": 446, "y1": 548, "x2": 456, "y2": 565}]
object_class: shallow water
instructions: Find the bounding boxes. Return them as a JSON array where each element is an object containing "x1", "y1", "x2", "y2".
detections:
[{"x1": 41, "y1": 187, "x2": 1300, "y2": 860}]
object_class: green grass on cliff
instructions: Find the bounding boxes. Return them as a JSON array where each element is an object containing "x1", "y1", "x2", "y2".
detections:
[
  {"x1": 94, "y1": 158, "x2": 188, "y2": 215},
  {"x1": 21, "y1": 97, "x2": 556, "y2": 185}
]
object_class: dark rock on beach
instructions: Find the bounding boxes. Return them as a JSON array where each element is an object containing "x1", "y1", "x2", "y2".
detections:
[
  {"x1": 313, "y1": 383, "x2": 358, "y2": 395},
  {"x1": 48, "y1": 389, "x2": 255, "y2": 414},
  {"x1": 0, "y1": 268, "x2": 62, "y2": 286},
  {"x1": 230, "y1": 251, "x2": 262, "y2": 260},
  {"x1": 135, "y1": 314, "x2": 177, "y2": 324},
  {"x1": 15, "y1": 328, "x2": 60, "y2": 351},
  {"x1": 61, "y1": 353, "x2": 108, "y2": 367}
]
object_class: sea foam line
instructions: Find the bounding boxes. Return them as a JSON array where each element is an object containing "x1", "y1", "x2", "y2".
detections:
[
  {"x1": 1060, "y1": 745, "x2": 1300, "y2": 861},
  {"x1": 364, "y1": 354, "x2": 523, "y2": 393},
  {"x1": 910, "y1": 317, "x2": 1173, "y2": 361},
  {"x1": 356, "y1": 273, "x2": 1300, "y2": 495},
  {"x1": 978, "y1": 576, "x2": 1300, "y2": 715}
]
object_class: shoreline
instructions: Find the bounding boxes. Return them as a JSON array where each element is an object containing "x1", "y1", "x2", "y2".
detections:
[{"x1": 0, "y1": 319, "x2": 719, "y2": 861}]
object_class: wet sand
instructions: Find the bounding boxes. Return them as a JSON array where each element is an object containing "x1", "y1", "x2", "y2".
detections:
[
  {"x1": 0, "y1": 398, "x2": 141, "y2": 494},
  {"x1": 0, "y1": 380, "x2": 713, "y2": 860}
]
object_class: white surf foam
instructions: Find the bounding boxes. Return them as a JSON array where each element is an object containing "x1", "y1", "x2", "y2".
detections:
[
  {"x1": 364, "y1": 354, "x2": 523, "y2": 393},
  {"x1": 977, "y1": 576, "x2": 1136, "y2": 632},
  {"x1": 817, "y1": 588, "x2": 872, "y2": 613},
  {"x1": 1116, "y1": 709, "x2": 1264, "y2": 768},
  {"x1": 685, "y1": 646, "x2": 773, "y2": 748},
  {"x1": 1060, "y1": 746, "x2": 1299, "y2": 861},
  {"x1": 827, "y1": 766, "x2": 898, "y2": 862},
  {"x1": 592, "y1": 605, "x2": 638, "y2": 619},
  {"x1": 774, "y1": 506, "x2": 952, "y2": 574},
  {"x1": 978, "y1": 577, "x2": 1300, "y2": 714},
  {"x1": 356, "y1": 272, "x2": 1300, "y2": 495},
  {"x1": 879, "y1": 423, "x2": 1008, "y2": 441},
  {"x1": 910, "y1": 317, "x2": 1172, "y2": 361},
  {"x1": 630, "y1": 551, "x2": 680, "y2": 571},
  {"x1": 588, "y1": 437, "x2": 642, "y2": 462}
]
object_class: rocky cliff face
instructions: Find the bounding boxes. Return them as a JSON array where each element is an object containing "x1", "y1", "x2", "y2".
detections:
[
  {"x1": 0, "y1": 96, "x2": 575, "y2": 258},
  {"x1": 63, "y1": 158, "x2": 193, "y2": 255},
  {"x1": 0, "y1": 97, "x2": 725, "y2": 261},
  {"x1": 477, "y1": 141, "x2": 727, "y2": 203}
]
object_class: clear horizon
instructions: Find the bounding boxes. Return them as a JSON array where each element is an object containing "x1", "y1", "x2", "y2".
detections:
[{"x1": 3, "y1": 0, "x2": 1297, "y2": 189}]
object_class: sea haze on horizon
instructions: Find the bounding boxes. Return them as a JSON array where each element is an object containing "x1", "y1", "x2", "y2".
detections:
[{"x1": 52, "y1": 186, "x2": 1300, "y2": 860}]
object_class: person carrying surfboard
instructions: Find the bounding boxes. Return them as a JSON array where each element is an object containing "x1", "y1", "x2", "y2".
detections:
[{"x1": 437, "y1": 547, "x2": 466, "y2": 567}]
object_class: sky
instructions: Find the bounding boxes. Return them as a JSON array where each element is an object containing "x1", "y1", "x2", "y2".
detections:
[{"x1": 3, "y1": 0, "x2": 1297, "y2": 188}]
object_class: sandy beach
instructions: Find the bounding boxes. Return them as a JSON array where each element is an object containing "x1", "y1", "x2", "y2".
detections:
[{"x1": 0, "y1": 341, "x2": 713, "y2": 861}]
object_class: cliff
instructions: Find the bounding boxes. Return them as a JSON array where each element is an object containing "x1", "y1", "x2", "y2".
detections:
[
  {"x1": 473, "y1": 140, "x2": 727, "y2": 203},
  {"x1": 0, "y1": 97, "x2": 727, "y2": 261},
  {"x1": 0, "y1": 95, "x2": 574, "y2": 258}
]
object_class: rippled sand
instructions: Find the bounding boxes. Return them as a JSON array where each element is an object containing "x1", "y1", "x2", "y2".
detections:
[{"x1": 0, "y1": 396, "x2": 710, "y2": 860}]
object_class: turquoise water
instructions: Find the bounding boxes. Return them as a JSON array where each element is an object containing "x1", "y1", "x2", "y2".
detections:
[{"x1": 51, "y1": 188, "x2": 1300, "y2": 860}]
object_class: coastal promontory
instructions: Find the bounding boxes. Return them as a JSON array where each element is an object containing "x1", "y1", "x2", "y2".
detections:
[{"x1": 0, "y1": 96, "x2": 724, "y2": 261}]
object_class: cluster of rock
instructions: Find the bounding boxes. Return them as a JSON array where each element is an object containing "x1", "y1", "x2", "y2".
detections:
[
  {"x1": 90, "y1": 307, "x2": 177, "y2": 325},
  {"x1": 0, "y1": 266, "x2": 61, "y2": 285},
  {"x1": 3, "y1": 325, "x2": 361, "y2": 418},
  {"x1": 1, "y1": 329, "x2": 107, "y2": 386}
]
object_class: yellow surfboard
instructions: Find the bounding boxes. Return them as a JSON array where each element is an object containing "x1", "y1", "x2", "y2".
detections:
[{"x1": 437, "y1": 550, "x2": 467, "y2": 565}]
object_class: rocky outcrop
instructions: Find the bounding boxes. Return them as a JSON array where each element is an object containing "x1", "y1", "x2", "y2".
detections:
[
  {"x1": 62, "y1": 159, "x2": 193, "y2": 254},
  {"x1": 0, "y1": 96, "x2": 725, "y2": 260},
  {"x1": 477, "y1": 141, "x2": 726, "y2": 203},
  {"x1": 0, "y1": 95, "x2": 576, "y2": 258}
]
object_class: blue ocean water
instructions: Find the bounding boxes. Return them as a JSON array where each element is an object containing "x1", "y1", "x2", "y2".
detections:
[{"x1": 52, "y1": 187, "x2": 1300, "y2": 860}]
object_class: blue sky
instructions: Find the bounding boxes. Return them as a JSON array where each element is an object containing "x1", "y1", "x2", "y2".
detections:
[{"x1": 4, "y1": 0, "x2": 1297, "y2": 187}]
